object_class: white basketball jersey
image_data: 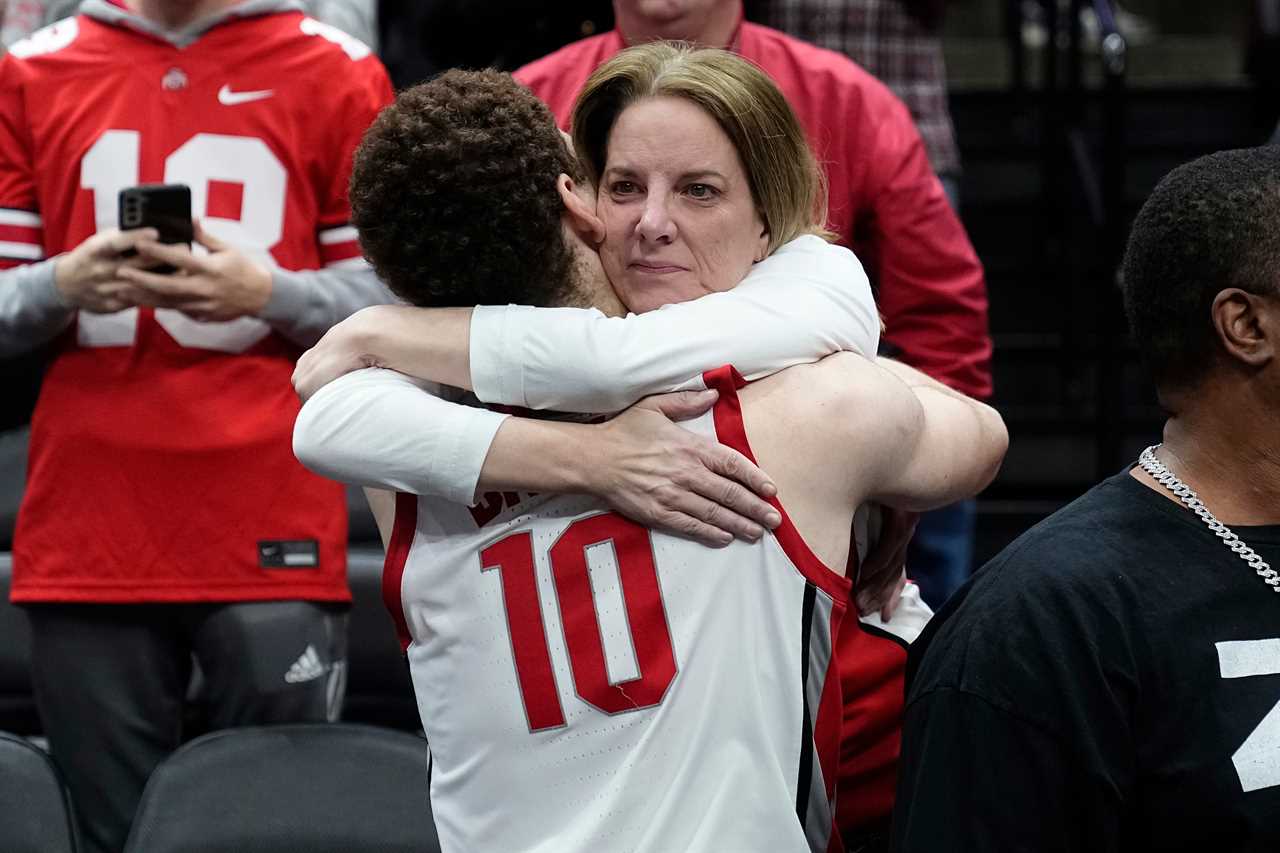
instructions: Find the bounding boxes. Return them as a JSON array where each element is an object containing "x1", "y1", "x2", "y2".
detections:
[{"x1": 382, "y1": 367, "x2": 852, "y2": 853}]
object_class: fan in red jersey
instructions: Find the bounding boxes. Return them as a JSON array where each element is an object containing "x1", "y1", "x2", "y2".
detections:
[{"x1": 0, "y1": 2, "x2": 392, "y2": 851}]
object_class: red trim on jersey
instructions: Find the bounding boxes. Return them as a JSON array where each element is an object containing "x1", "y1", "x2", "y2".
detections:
[
  {"x1": 704, "y1": 364, "x2": 851, "y2": 604},
  {"x1": 816, "y1": 604, "x2": 849, "y2": 853},
  {"x1": 382, "y1": 492, "x2": 417, "y2": 653}
]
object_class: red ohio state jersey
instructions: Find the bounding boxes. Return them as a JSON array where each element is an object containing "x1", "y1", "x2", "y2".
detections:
[{"x1": 3, "y1": 10, "x2": 393, "y2": 602}]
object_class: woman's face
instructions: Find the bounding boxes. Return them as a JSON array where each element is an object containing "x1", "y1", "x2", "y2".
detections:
[{"x1": 597, "y1": 96, "x2": 769, "y2": 313}]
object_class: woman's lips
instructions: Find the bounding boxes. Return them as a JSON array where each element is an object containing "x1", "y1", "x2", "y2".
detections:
[{"x1": 629, "y1": 262, "x2": 688, "y2": 274}]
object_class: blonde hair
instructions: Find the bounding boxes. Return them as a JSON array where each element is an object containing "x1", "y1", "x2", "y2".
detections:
[{"x1": 571, "y1": 41, "x2": 831, "y2": 254}]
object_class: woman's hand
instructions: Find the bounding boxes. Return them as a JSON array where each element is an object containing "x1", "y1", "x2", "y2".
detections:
[{"x1": 583, "y1": 389, "x2": 782, "y2": 546}]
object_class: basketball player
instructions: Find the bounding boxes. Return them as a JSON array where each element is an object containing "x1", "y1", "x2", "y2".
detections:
[{"x1": 292, "y1": 65, "x2": 1006, "y2": 851}]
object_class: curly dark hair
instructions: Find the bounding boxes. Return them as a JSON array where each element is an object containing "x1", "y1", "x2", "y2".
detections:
[
  {"x1": 1122, "y1": 146, "x2": 1280, "y2": 392},
  {"x1": 350, "y1": 69, "x2": 584, "y2": 307}
]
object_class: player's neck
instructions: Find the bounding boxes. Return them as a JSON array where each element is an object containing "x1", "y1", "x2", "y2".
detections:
[
  {"x1": 615, "y1": 1, "x2": 741, "y2": 49},
  {"x1": 1150, "y1": 401, "x2": 1280, "y2": 526},
  {"x1": 125, "y1": 0, "x2": 243, "y2": 30}
]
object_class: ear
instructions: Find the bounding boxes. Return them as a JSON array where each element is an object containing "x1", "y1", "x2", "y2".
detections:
[
  {"x1": 559, "y1": 129, "x2": 576, "y2": 157},
  {"x1": 556, "y1": 174, "x2": 605, "y2": 246},
  {"x1": 1211, "y1": 288, "x2": 1277, "y2": 370},
  {"x1": 753, "y1": 215, "x2": 769, "y2": 263}
]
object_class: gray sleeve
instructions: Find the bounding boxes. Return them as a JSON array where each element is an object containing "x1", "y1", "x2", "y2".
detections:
[
  {"x1": 303, "y1": 0, "x2": 378, "y2": 49},
  {"x1": 0, "y1": 258, "x2": 74, "y2": 358},
  {"x1": 261, "y1": 263, "x2": 395, "y2": 348},
  {"x1": 39, "y1": 1, "x2": 84, "y2": 29}
]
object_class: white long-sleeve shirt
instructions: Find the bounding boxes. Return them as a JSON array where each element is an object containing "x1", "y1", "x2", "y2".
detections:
[
  {"x1": 293, "y1": 235, "x2": 878, "y2": 501},
  {"x1": 468, "y1": 234, "x2": 878, "y2": 412}
]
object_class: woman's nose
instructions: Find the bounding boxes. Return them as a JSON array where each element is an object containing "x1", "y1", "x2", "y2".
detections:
[{"x1": 635, "y1": 194, "x2": 676, "y2": 244}]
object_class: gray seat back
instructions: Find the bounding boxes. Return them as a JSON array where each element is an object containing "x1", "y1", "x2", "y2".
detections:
[
  {"x1": 0, "y1": 730, "x2": 78, "y2": 853},
  {"x1": 124, "y1": 723, "x2": 438, "y2": 853}
]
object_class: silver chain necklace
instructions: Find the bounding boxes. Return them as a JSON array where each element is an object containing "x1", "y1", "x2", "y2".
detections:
[{"x1": 1138, "y1": 444, "x2": 1280, "y2": 595}]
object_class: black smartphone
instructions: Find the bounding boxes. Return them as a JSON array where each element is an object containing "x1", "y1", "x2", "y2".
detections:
[{"x1": 118, "y1": 184, "x2": 193, "y2": 274}]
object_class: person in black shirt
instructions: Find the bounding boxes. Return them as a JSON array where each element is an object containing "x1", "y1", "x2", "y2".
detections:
[{"x1": 891, "y1": 146, "x2": 1280, "y2": 852}]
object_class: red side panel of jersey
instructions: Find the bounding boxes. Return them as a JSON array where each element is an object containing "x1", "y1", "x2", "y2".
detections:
[
  {"x1": 703, "y1": 363, "x2": 906, "y2": 838},
  {"x1": 382, "y1": 492, "x2": 418, "y2": 653},
  {"x1": 834, "y1": 619, "x2": 909, "y2": 833}
]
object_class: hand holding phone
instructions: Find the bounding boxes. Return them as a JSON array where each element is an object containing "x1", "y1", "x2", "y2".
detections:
[
  {"x1": 115, "y1": 219, "x2": 275, "y2": 322},
  {"x1": 52, "y1": 227, "x2": 160, "y2": 313},
  {"x1": 118, "y1": 184, "x2": 193, "y2": 273}
]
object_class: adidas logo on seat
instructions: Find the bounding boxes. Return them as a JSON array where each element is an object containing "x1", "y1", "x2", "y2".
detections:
[{"x1": 284, "y1": 644, "x2": 328, "y2": 684}]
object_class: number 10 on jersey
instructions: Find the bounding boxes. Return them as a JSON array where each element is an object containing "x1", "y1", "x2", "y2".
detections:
[{"x1": 480, "y1": 513, "x2": 678, "y2": 732}]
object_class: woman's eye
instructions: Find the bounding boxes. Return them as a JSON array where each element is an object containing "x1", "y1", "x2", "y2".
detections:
[
  {"x1": 611, "y1": 181, "x2": 637, "y2": 195},
  {"x1": 686, "y1": 183, "x2": 717, "y2": 199}
]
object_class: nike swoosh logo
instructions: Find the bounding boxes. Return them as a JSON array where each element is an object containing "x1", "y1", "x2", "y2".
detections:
[{"x1": 218, "y1": 84, "x2": 274, "y2": 106}]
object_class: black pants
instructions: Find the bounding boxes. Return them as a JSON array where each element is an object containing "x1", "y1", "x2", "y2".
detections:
[{"x1": 25, "y1": 601, "x2": 348, "y2": 853}]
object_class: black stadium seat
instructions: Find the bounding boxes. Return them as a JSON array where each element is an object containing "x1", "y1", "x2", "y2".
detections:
[
  {"x1": 343, "y1": 547, "x2": 419, "y2": 730},
  {"x1": 124, "y1": 723, "x2": 439, "y2": 853},
  {"x1": 346, "y1": 483, "x2": 381, "y2": 546},
  {"x1": 0, "y1": 730, "x2": 79, "y2": 853},
  {"x1": 0, "y1": 553, "x2": 39, "y2": 734},
  {"x1": 0, "y1": 426, "x2": 28, "y2": 550}
]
